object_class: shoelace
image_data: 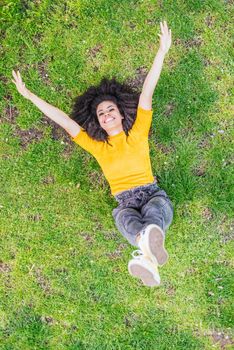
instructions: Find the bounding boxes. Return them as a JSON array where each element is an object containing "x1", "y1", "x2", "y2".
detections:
[
  {"x1": 131, "y1": 249, "x2": 144, "y2": 259},
  {"x1": 131, "y1": 249, "x2": 159, "y2": 270},
  {"x1": 131, "y1": 249, "x2": 159, "y2": 267}
]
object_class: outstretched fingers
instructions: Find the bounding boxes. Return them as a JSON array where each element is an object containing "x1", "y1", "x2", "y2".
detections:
[
  {"x1": 160, "y1": 21, "x2": 164, "y2": 35},
  {"x1": 12, "y1": 70, "x2": 24, "y2": 88},
  {"x1": 17, "y1": 70, "x2": 23, "y2": 84},
  {"x1": 12, "y1": 70, "x2": 18, "y2": 82},
  {"x1": 12, "y1": 70, "x2": 18, "y2": 86},
  {"x1": 161, "y1": 21, "x2": 169, "y2": 36}
]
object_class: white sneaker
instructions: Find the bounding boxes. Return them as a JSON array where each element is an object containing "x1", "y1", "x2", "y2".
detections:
[
  {"x1": 137, "y1": 224, "x2": 168, "y2": 266},
  {"x1": 128, "y1": 250, "x2": 160, "y2": 287}
]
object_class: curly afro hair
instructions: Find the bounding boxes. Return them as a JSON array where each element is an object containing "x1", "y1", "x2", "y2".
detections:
[{"x1": 70, "y1": 77, "x2": 140, "y2": 144}]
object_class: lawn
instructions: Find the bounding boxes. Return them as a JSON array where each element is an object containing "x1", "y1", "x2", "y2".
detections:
[{"x1": 0, "y1": 0, "x2": 233, "y2": 349}]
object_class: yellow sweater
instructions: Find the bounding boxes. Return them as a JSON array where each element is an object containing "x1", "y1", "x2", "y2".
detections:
[{"x1": 71, "y1": 107, "x2": 154, "y2": 196}]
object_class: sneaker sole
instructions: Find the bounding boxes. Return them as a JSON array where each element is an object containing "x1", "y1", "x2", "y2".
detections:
[
  {"x1": 148, "y1": 226, "x2": 168, "y2": 266},
  {"x1": 128, "y1": 263, "x2": 160, "y2": 287}
]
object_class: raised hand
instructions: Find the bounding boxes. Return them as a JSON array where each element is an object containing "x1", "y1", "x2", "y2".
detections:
[
  {"x1": 12, "y1": 70, "x2": 31, "y2": 99},
  {"x1": 158, "y1": 21, "x2": 172, "y2": 55}
]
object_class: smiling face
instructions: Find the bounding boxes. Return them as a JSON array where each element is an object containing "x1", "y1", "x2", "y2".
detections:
[{"x1": 96, "y1": 100, "x2": 124, "y2": 136}]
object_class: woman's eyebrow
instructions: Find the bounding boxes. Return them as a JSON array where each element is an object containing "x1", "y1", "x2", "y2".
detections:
[{"x1": 98, "y1": 105, "x2": 113, "y2": 113}]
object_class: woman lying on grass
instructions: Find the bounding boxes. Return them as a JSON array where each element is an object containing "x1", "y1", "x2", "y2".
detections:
[{"x1": 12, "y1": 21, "x2": 173, "y2": 287}]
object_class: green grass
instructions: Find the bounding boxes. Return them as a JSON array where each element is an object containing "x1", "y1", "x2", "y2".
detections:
[{"x1": 0, "y1": 0, "x2": 233, "y2": 349}]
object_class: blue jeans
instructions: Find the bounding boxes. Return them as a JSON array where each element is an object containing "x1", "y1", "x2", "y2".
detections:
[{"x1": 112, "y1": 179, "x2": 174, "y2": 248}]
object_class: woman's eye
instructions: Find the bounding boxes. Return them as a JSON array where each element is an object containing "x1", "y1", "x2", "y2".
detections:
[{"x1": 99, "y1": 108, "x2": 114, "y2": 117}]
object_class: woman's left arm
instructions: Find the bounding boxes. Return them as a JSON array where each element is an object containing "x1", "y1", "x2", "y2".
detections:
[{"x1": 138, "y1": 21, "x2": 172, "y2": 110}]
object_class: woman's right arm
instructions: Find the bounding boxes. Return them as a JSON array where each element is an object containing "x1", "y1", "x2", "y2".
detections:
[{"x1": 11, "y1": 70, "x2": 81, "y2": 138}]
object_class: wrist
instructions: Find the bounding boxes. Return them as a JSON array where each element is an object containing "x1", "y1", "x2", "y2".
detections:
[
  {"x1": 27, "y1": 90, "x2": 33, "y2": 101},
  {"x1": 158, "y1": 47, "x2": 167, "y2": 56}
]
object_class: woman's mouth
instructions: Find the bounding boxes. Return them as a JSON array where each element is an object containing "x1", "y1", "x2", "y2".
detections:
[{"x1": 104, "y1": 117, "x2": 115, "y2": 123}]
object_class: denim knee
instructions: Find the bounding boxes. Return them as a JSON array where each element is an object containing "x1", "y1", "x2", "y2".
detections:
[
  {"x1": 141, "y1": 196, "x2": 173, "y2": 232},
  {"x1": 161, "y1": 200, "x2": 174, "y2": 231}
]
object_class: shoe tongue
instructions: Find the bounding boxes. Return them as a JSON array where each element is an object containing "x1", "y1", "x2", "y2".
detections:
[
  {"x1": 144, "y1": 255, "x2": 159, "y2": 268},
  {"x1": 144, "y1": 256, "x2": 152, "y2": 262}
]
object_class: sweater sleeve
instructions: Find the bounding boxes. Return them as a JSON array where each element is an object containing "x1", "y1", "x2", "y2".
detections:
[
  {"x1": 130, "y1": 107, "x2": 153, "y2": 136},
  {"x1": 70, "y1": 129, "x2": 101, "y2": 155}
]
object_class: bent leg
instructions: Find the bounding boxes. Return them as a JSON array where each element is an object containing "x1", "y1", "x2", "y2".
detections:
[
  {"x1": 141, "y1": 196, "x2": 174, "y2": 234},
  {"x1": 112, "y1": 207, "x2": 145, "y2": 247}
]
